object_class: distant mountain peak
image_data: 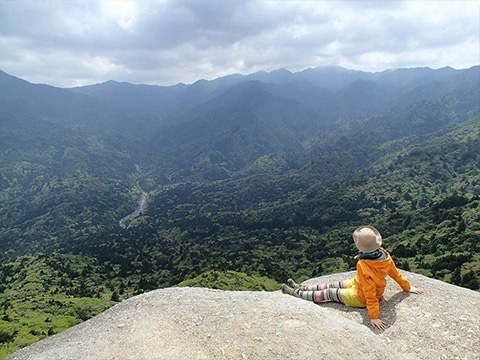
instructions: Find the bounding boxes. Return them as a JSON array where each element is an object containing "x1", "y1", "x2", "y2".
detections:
[
  {"x1": 271, "y1": 68, "x2": 292, "y2": 74},
  {"x1": 0, "y1": 69, "x2": 30, "y2": 84},
  {"x1": 103, "y1": 79, "x2": 121, "y2": 85}
]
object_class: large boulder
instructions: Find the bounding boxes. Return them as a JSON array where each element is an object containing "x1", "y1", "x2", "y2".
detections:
[{"x1": 7, "y1": 271, "x2": 479, "y2": 360}]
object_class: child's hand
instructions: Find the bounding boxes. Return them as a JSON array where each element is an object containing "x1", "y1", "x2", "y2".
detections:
[
  {"x1": 409, "y1": 286, "x2": 423, "y2": 294},
  {"x1": 371, "y1": 318, "x2": 387, "y2": 331}
]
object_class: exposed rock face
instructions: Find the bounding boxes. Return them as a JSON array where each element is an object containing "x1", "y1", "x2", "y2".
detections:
[{"x1": 8, "y1": 271, "x2": 479, "y2": 360}]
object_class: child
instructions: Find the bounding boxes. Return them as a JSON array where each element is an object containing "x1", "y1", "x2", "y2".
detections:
[{"x1": 281, "y1": 225, "x2": 423, "y2": 330}]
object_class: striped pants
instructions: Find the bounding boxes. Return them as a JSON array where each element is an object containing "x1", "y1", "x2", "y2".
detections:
[{"x1": 293, "y1": 279, "x2": 365, "y2": 307}]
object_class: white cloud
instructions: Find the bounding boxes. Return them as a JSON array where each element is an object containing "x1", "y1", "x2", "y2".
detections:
[{"x1": 0, "y1": 0, "x2": 478, "y2": 87}]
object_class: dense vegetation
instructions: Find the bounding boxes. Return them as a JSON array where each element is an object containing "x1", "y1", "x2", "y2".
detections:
[
  {"x1": 0, "y1": 65, "x2": 479, "y2": 358},
  {"x1": 0, "y1": 254, "x2": 113, "y2": 358},
  {"x1": 0, "y1": 111, "x2": 139, "y2": 257},
  {"x1": 176, "y1": 270, "x2": 281, "y2": 291}
]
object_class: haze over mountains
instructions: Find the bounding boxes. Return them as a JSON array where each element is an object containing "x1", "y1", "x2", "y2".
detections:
[
  {"x1": 69, "y1": 65, "x2": 474, "y2": 131},
  {"x1": 2, "y1": 65, "x2": 474, "y2": 133},
  {"x1": 0, "y1": 64, "x2": 479, "y2": 358},
  {"x1": 1, "y1": 65, "x2": 478, "y2": 180}
]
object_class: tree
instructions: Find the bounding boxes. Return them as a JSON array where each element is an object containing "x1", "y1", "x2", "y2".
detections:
[
  {"x1": 110, "y1": 291, "x2": 120, "y2": 302},
  {"x1": 450, "y1": 268, "x2": 461, "y2": 286},
  {"x1": 457, "y1": 219, "x2": 466, "y2": 233},
  {"x1": 316, "y1": 263, "x2": 324, "y2": 275},
  {"x1": 460, "y1": 270, "x2": 479, "y2": 290},
  {"x1": 401, "y1": 260, "x2": 410, "y2": 271},
  {"x1": 0, "y1": 330, "x2": 16, "y2": 343}
]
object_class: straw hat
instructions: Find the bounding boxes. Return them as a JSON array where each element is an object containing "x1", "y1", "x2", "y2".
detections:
[{"x1": 352, "y1": 225, "x2": 382, "y2": 253}]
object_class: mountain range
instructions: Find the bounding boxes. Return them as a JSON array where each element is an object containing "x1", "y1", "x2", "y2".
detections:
[{"x1": 0, "y1": 64, "x2": 479, "y2": 358}]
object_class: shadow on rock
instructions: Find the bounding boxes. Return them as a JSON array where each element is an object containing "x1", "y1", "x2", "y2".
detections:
[{"x1": 318, "y1": 291, "x2": 411, "y2": 334}]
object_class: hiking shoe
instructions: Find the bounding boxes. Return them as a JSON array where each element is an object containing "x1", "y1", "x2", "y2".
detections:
[
  {"x1": 281, "y1": 284, "x2": 295, "y2": 295},
  {"x1": 287, "y1": 278, "x2": 300, "y2": 289}
]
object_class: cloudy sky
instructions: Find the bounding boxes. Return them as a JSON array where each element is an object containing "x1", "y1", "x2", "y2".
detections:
[{"x1": 0, "y1": 0, "x2": 479, "y2": 87}]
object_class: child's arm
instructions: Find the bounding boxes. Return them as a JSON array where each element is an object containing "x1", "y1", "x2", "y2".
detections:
[{"x1": 388, "y1": 260, "x2": 411, "y2": 292}]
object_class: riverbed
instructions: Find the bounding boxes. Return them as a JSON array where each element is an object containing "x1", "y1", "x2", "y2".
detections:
[{"x1": 119, "y1": 190, "x2": 149, "y2": 228}]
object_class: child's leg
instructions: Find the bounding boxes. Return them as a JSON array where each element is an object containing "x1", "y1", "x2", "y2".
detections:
[
  {"x1": 294, "y1": 287, "x2": 346, "y2": 304},
  {"x1": 301, "y1": 279, "x2": 350, "y2": 291}
]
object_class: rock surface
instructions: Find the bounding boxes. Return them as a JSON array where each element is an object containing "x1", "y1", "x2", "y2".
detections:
[
  {"x1": 303, "y1": 271, "x2": 480, "y2": 360},
  {"x1": 8, "y1": 271, "x2": 480, "y2": 360}
]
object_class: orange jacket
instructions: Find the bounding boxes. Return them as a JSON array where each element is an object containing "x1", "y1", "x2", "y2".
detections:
[{"x1": 353, "y1": 250, "x2": 411, "y2": 319}]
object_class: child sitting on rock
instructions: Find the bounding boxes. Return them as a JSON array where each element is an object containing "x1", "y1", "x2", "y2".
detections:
[{"x1": 281, "y1": 225, "x2": 423, "y2": 330}]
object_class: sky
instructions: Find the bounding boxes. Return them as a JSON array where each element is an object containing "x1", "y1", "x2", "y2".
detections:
[{"x1": 0, "y1": 0, "x2": 479, "y2": 88}]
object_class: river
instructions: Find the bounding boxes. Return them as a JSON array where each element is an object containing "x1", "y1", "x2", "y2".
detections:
[{"x1": 119, "y1": 190, "x2": 149, "y2": 229}]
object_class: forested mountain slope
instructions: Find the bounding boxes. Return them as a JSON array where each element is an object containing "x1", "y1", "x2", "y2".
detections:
[
  {"x1": 149, "y1": 85, "x2": 328, "y2": 180},
  {"x1": 63, "y1": 84, "x2": 480, "y2": 295},
  {"x1": 0, "y1": 71, "x2": 136, "y2": 136},
  {"x1": 0, "y1": 110, "x2": 139, "y2": 256}
]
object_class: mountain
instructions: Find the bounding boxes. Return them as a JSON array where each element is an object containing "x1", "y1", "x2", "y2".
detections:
[
  {"x1": 0, "y1": 71, "x2": 153, "y2": 139},
  {"x1": 306, "y1": 83, "x2": 480, "y2": 154},
  {"x1": 70, "y1": 80, "x2": 189, "y2": 128},
  {"x1": 373, "y1": 66, "x2": 459, "y2": 89},
  {"x1": 0, "y1": 71, "x2": 110, "y2": 131},
  {"x1": 150, "y1": 84, "x2": 327, "y2": 180},
  {"x1": 395, "y1": 65, "x2": 480, "y2": 108},
  {"x1": 295, "y1": 66, "x2": 371, "y2": 92},
  {"x1": 333, "y1": 79, "x2": 400, "y2": 119}
]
